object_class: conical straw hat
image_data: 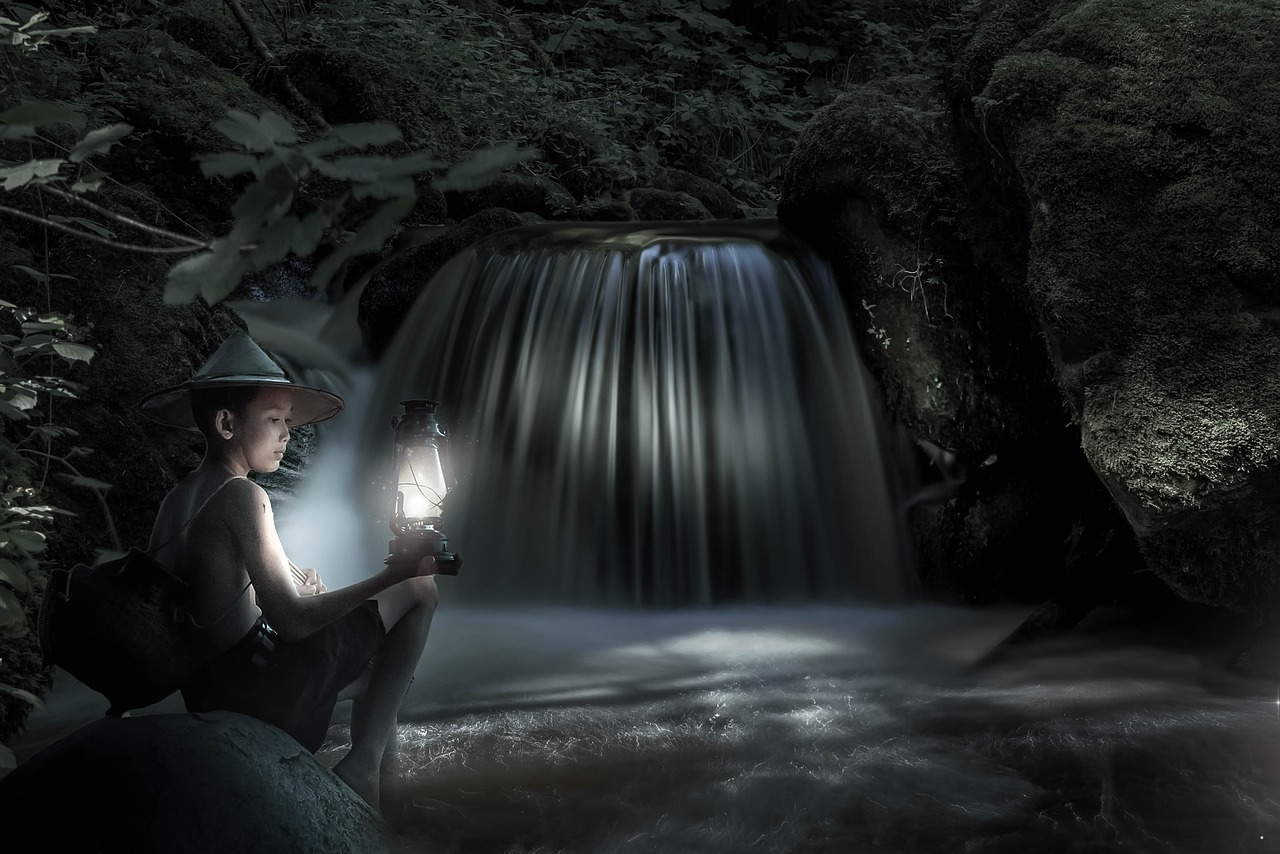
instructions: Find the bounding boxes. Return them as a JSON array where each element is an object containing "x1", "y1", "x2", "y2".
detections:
[{"x1": 138, "y1": 330, "x2": 345, "y2": 431}]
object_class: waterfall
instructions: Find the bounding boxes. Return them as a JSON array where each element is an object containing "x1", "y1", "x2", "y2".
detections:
[{"x1": 352, "y1": 220, "x2": 911, "y2": 606}]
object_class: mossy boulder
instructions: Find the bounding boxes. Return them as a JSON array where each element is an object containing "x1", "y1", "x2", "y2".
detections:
[
  {"x1": 779, "y1": 74, "x2": 1110, "y2": 604},
  {"x1": 628, "y1": 188, "x2": 713, "y2": 221},
  {"x1": 650, "y1": 167, "x2": 744, "y2": 219},
  {"x1": 0, "y1": 711, "x2": 391, "y2": 852},
  {"x1": 444, "y1": 174, "x2": 577, "y2": 221},
  {"x1": 783, "y1": 0, "x2": 1280, "y2": 613},
  {"x1": 956, "y1": 0, "x2": 1280, "y2": 613}
]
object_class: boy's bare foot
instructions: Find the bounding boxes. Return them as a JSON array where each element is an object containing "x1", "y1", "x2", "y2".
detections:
[{"x1": 333, "y1": 755, "x2": 380, "y2": 812}]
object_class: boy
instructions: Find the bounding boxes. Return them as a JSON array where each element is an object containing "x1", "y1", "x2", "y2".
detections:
[{"x1": 141, "y1": 331, "x2": 438, "y2": 810}]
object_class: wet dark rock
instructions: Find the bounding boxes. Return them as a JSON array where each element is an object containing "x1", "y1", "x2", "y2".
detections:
[
  {"x1": 629, "y1": 188, "x2": 713, "y2": 221},
  {"x1": 360, "y1": 208, "x2": 543, "y2": 355},
  {"x1": 782, "y1": 1, "x2": 1280, "y2": 615},
  {"x1": 406, "y1": 182, "x2": 449, "y2": 226},
  {"x1": 0, "y1": 711, "x2": 391, "y2": 853},
  {"x1": 445, "y1": 174, "x2": 577, "y2": 221},
  {"x1": 954, "y1": 0, "x2": 1280, "y2": 613},
  {"x1": 578, "y1": 198, "x2": 636, "y2": 222},
  {"x1": 651, "y1": 167, "x2": 744, "y2": 219},
  {"x1": 780, "y1": 74, "x2": 1105, "y2": 605}
]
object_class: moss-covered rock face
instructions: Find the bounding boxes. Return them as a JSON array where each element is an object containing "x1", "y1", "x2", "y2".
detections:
[
  {"x1": 779, "y1": 74, "x2": 1111, "y2": 604},
  {"x1": 958, "y1": 0, "x2": 1280, "y2": 611}
]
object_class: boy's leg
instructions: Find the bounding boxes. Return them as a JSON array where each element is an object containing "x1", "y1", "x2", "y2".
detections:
[{"x1": 333, "y1": 577, "x2": 437, "y2": 808}]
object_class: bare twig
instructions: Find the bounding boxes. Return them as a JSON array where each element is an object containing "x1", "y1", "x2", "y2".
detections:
[
  {"x1": 0, "y1": 204, "x2": 207, "y2": 254},
  {"x1": 221, "y1": 0, "x2": 329, "y2": 131},
  {"x1": 17, "y1": 448, "x2": 122, "y2": 553},
  {"x1": 30, "y1": 132, "x2": 213, "y2": 240},
  {"x1": 37, "y1": 184, "x2": 207, "y2": 247}
]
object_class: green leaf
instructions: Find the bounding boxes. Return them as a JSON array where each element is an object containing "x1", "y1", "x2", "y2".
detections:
[
  {"x1": 310, "y1": 194, "x2": 415, "y2": 294},
  {"x1": 30, "y1": 424, "x2": 78, "y2": 439},
  {"x1": 312, "y1": 155, "x2": 386, "y2": 183},
  {"x1": 165, "y1": 231, "x2": 254, "y2": 307},
  {"x1": 52, "y1": 341, "x2": 95, "y2": 363},
  {"x1": 20, "y1": 320, "x2": 63, "y2": 332},
  {"x1": 231, "y1": 168, "x2": 296, "y2": 227},
  {"x1": 0, "y1": 99, "x2": 83, "y2": 129},
  {"x1": 328, "y1": 122, "x2": 401, "y2": 148},
  {"x1": 245, "y1": 214, "x2": 297, "y2": 270},
  {"x1": 2, "y1": 387, "x2": 37, "y2": 410},
  {"x1": 290, "y1": 210, "x2": 330, "y2": 257},
  {"x1": 12, "y1": 265, "x2": 47, "y2": 283},
  {"x1": 70, "y1": 175, "x2": 105, "y2": 193},
  {"x1": 47, "y1": 214, "x2": 115, "y2": 238},
  {"x1": 0, "y1": 587, "x2": 28, "y2": 635},
  {"x1": 300, "y1": 137, "x2": 352, "y2": 160},
  {"x1": 434, "y1": 142, "x2": 538, "y2": 192},
  {"x1": 0, "y1": 124, "x2": 35, "y2": 141},
  {"x1": 6, "y1": 529, "x2": 45, "y2": 553},
  {"x1": 0, "y1": 557, "x2": 29, "y2": 593},
  {"x1": 58, "y1": 474, "x2": 112, "y2": 491},
  {"x1": 257, "y1": 111, "x2": 298, "y2": 146},
  {"x1": 0, "y1": 401, "x2": 28, "y2": 422},
  {"x1": 196, "y1": 151, "x2": 260, "y2": 179},
  {"x1": 68, "y1": 123, "x2": 132, "y2": 163},
  {"x1": 0, "y1": 159, "x2": 63, "y2": 191},
  {"x1": 0, "y1": 683, "x2": 44, "y2": 709},
  {"x1": 25, "y1": 25, "x2": 96, "y2": 40},
  {"x1": 351, "y1": 175, "x2": 415, "y2": 200},
  {"x1": 213, "y1": 109, "x2": 273, "y2": 152}
]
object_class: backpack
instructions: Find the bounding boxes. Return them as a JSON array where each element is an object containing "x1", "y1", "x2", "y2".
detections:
[{"x1": 36, "y1": 477, "x2": 249, "y2": 716}]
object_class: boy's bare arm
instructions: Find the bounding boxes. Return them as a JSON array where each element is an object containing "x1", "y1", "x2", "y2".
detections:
[{"x1": 226, "y1": 478, "x2": 432, "y2": 642}]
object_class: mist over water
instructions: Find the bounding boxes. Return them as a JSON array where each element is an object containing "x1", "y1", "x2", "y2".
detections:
[{"x1": 311, "y1": 603, "x2": 1280, "y2": 854}]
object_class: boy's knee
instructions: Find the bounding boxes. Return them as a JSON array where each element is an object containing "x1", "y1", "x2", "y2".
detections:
[{"x1": 406, "y1": 575, "x2": 439, "y2": 613}]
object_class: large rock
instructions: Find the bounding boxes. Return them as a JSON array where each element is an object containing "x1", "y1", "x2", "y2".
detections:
[
  {"x1": 629, "y1": 188, "x2": 713, "y2": 221},
  {"x1": 444, "y1": 174, "x2": 577, "y2": 222},
  {"x1": 650, "y1": 167, "x2": 744, "y2": 219},
  {"x1": 0, "y1": 711, "x2": 391, "y2": 852},
  {"x1": 782, "y1": 0, "x2": 1280, "y2": 615},
  {"x1": 779, "y1": 75, "x2": 1117, "y2": 604},
  {"x1": 953, "y1": 0, "x2": 1280, "y2": 612}
]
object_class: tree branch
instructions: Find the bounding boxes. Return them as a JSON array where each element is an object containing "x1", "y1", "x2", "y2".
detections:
[
  {"x1": 0, "y1": 203, "x2": 208, "y2": 254},
  {"x1": 37, "y1": 185, "x2": 207, "y2": 247},
  {"x1": 221, "y1": 0, "x2": 330, "y2": 131}
]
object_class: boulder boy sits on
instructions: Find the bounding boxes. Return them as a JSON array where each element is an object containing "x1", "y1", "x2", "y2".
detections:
[{"x1": 141, "y1": 331, "x2": 438, "y2": 810}]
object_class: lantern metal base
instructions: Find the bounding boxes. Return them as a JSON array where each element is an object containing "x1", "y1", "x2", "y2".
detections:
[{"x1": 386, "y1": 532, "x2": 461, "y2": 575}]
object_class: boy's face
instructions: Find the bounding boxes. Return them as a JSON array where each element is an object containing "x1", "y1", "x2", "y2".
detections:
[{"x1": 231, "y1": 387, "x2": 293, "y2": 472}]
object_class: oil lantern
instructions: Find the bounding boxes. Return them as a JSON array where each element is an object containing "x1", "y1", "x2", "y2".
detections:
[{"x1": 388, "y1": 399, "x2": 461, "y2": 573}]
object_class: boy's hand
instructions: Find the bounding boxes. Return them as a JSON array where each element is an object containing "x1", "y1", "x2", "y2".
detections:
[
  {"x1": 296, "y1": 566, "x2": 327, "y2": 595},
  {"x1": 385, "y1": 553, "x2": 438, "y2": 580}
]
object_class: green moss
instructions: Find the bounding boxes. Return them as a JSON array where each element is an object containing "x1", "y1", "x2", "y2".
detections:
[
  {"x1": 782, "y1": 75, "x2": 959, "y2": 235},
  {"x1": 965, "y1": 0, "x2": 1280, "y2": 609}
]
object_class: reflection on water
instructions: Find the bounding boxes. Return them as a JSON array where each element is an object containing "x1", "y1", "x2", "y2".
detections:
[{"x1": 312, "y1": 605, "x2": 1280, "y2": 854}]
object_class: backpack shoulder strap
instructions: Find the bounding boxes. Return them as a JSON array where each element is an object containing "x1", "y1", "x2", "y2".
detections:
[
  {"x1": 148, "y1": 475, "x2": 251, "y2": 557},
  {"x1": 154, "y1": 475, "x2": 254, "y2": 631}
]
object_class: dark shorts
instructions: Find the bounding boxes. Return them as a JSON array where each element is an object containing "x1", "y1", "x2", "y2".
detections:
[{"x1": 182, "y1": 600, "x2": 385, "y2": 752}]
